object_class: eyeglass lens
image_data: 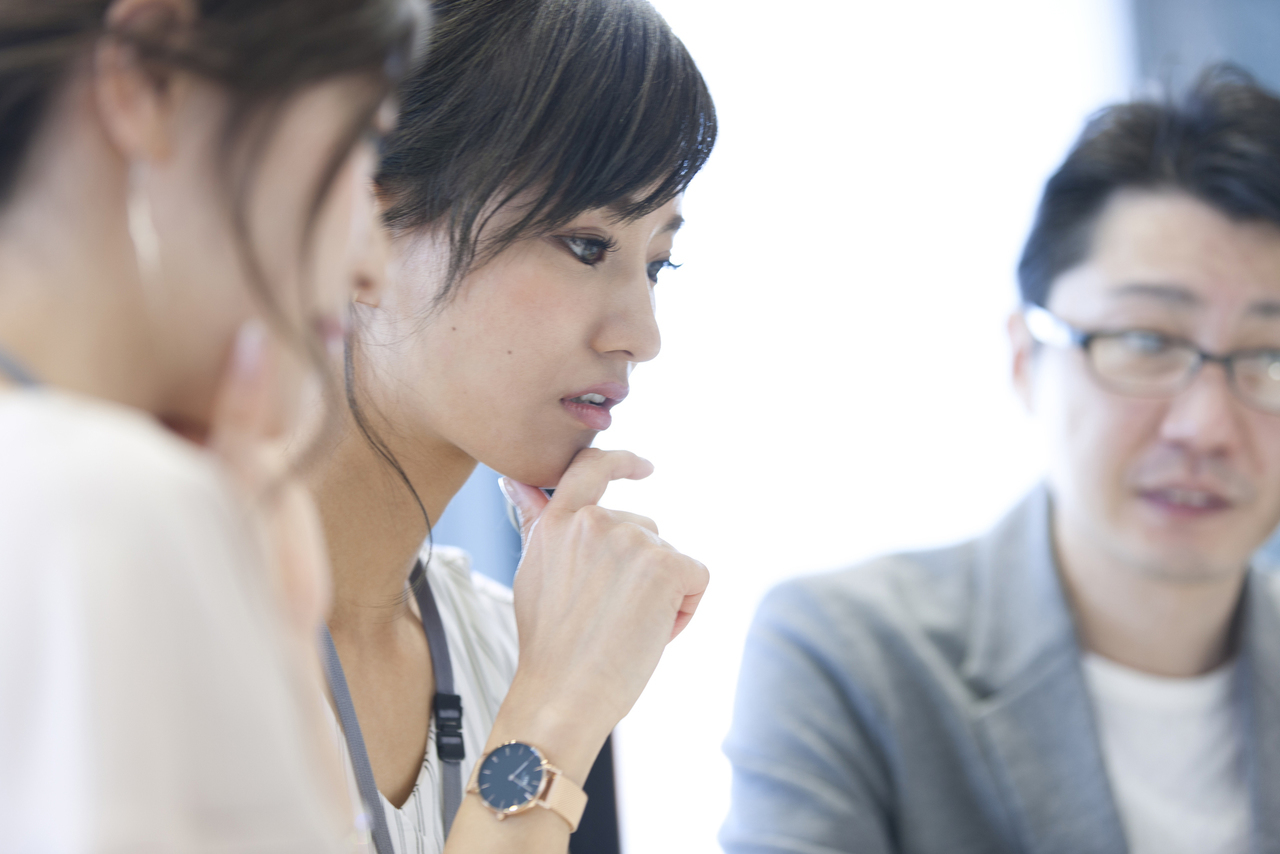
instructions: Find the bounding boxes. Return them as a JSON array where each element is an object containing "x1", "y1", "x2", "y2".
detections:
[{"x1": 1086, "y1": 332, "x2": 1280, "y2": 413}]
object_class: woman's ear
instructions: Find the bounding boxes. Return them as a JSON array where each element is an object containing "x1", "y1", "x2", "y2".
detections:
[
  {"x1": 94, "y1": 0, "x2": 197, "y2": 162},
  {"x1": 350, "y1": 182, "x2": 391, "y2": 310}
]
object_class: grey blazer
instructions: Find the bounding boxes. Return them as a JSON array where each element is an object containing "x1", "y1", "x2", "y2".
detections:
[{"x1": 720, "y1": 487, "x2": 1280, "y2": 854}]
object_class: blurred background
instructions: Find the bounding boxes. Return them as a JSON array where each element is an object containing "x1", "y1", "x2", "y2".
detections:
[{"x1": 430, "y1": 0, "x2": 1280, "y2": 850}]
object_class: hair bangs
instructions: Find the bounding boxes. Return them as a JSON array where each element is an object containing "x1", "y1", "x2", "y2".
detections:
[
  {"x1": 377, "y1": 0, "x2": 717, "y2": 294},
  {"x1": 512, "y1": 1, "x2": 717, "y2": 223}
]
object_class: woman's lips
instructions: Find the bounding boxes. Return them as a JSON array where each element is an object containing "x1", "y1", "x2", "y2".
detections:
[{"x1": 560, "y1": 382, "x2": 628, "y2": 431}]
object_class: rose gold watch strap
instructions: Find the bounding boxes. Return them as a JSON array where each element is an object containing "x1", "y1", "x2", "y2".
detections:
[{"x1": 538, "y1": 765, "x2": 588, "y2": 832}]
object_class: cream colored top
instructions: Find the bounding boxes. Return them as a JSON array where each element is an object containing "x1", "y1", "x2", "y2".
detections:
[
  {"x1": 0, "y1": 388, "x2": 348, "y2": 853},
  {"x1": 329, "y1": 545, "x2": 520, "y2": 854},
  {"x1": 1084, "y1": 653, "x2": 1250, "y2": 854}
]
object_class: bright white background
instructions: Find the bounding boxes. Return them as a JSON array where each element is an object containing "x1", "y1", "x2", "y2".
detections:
[{"x1": 598, "y1": 2, "x2": 1134, "y2": 851}]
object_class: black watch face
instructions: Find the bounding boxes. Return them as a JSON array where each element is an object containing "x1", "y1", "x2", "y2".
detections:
[{"x1": 478, "y1": 742, "x2": 546, "y2": 812}]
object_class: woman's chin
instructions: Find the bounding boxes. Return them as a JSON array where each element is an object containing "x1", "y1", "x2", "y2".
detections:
[{"x1": 486, "y1": 449, "x2": 581, "y2": 491}]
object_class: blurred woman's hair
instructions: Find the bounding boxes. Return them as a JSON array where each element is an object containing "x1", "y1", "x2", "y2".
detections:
[
  {"x1": 0, "y1": 0, "x2": 427, "y2": 332},
  {"x1": 376, "y1": 0, "x2": 718, "y2": 302},
  {"x1": 1020, "y1": 64, "x2": 1280, "y2": 308}
]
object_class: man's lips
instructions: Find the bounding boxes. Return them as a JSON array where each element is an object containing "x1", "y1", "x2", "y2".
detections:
[
  {"x1": 1137, "y1": 484, "x2": 1234, "y2": 516},
  {"x1": 560, "y1": 382, "x2": 628, "y2": 431}
]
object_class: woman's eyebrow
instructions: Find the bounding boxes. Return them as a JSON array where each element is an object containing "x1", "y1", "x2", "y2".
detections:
[{"x1": 659, "y1": 215, "x2": 685, "y2": 236}]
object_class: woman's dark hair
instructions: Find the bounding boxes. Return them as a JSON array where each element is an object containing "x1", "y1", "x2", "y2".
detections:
[
  {"x1": 0, "y1": 0, "x2": 427, "y2": 335},
  {"x1": 1019, "y1": 64, "x2": 1280, "y2": 307},
  {"x1": 350, "y1": 0, "x2": 716, "y2": 550},
  {"x1": 376, "y1": 0, "x2": 717, "y2": 299}
]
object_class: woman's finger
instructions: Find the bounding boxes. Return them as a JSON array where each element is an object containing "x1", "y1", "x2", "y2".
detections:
[
  {"x1": 547, "y1": 447, "x2": 653, "y2": 512},
  {"x1": 209, "y1": 320, "x2": 271, "y2": 473},
  {"x1": 500, "y1": 477, "x2": 550, "y2": 544}
]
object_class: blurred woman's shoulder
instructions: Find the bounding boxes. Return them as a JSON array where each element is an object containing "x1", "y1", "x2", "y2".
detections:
[
  {"x1": 0, "y1": 388, "x2": 233, "y2": 507},
  {"x1": 0, "y1": 388, "x2": 347, "y2": 851}
]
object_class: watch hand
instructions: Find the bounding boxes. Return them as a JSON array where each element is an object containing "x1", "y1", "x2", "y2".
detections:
[{"x1": 507, "y1": 756, "x2": 534, "y2": 782}]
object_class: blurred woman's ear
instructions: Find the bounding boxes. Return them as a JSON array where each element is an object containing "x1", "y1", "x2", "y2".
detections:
[
  {"x1": 94, "y1": 0, "x2": 198, "y2": 162},
  {"x1": 350, "y1": 181, "x2": 390, "y2": 310}
]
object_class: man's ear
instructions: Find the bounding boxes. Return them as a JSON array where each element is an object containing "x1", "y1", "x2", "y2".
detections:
[
  {"x1": 94, "y1": 0, "x2": 197, "y2": 162},
  {"x1": 1009, "y1": 309, "x2": 1038, "y2": 414}
]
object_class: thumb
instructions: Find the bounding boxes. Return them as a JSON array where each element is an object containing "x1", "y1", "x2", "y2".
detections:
[
  {"x1": 500, "y1": 476, "x2": 550, "y2": 545},
  {"x1": 209, "y1": 319, "x2": 270, "y2": 463}
]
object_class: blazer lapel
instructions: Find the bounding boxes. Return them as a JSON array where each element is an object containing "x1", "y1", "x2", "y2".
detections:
[
  {"x1": 964, "y1": 487, "x2": 1128, "y2": 854},
  {"x1": 1241, "y1": 572, "x2": 1280, "y2": 854}
]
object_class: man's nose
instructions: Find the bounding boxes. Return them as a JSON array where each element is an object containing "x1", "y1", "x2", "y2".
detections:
[{"x1": 1158, "y1": 360, "x2": 1245, "y2": 454}]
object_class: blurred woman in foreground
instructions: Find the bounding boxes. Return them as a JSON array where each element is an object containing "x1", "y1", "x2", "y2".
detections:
[
  {"x1": 0, "y1": 0, "x2": 423, "y2": 849},
  {"x1": 313, "y1": 1, "x2": 716, "y2": 851}
]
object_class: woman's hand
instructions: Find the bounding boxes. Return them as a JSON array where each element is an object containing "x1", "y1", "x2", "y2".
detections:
[
  {"x1": 207, "y1": 320, "x2": 333, "y2": 639},
  {"x1": 206, "y1": 320, "x2": 352, "y2": 821},
  {"x1": 493, "y1": 448, "x2": 710, "y2": 781}
]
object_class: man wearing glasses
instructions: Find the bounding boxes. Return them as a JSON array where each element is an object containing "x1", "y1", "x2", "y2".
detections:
[{"x1": 723, "y1": 65, "x2": 1280, "y2": 854}]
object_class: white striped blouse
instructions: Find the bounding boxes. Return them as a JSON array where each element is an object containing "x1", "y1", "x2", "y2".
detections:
[{"x1": 329, "y1": 544, "x2": 520, "y2": 854}]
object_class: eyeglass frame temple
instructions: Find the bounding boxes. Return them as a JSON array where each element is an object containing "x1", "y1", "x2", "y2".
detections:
[
  {"x1": 1022, "y1": 303, "x2": 1252, "y2": 370},
  {"x1": 1016, "y1": 304, "x2": 1280, "y2": 417},
  {"x1": 1022, "y1": 303, "x2": 1090, "y2": 349}
]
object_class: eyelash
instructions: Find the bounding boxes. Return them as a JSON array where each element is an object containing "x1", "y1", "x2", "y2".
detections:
[
  {"x1": 648, "y1": 259, "x2": 681, "y2": 283},
  {"x1": 560, "y1": 235, "x2": 618, "y2": 265},
  {"x1": 559, "y1": 234, "x2": 681, "y2": 283}
]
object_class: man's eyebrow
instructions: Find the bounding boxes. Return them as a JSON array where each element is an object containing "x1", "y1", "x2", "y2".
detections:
[
  {"x1": 1109, "y1": 283, "x2": 1202, "y2": 306},
  {"x1": 1108, "y1": 283, "x2": 1280, "y2": 319},
  {"x1": 1246, "y1": 300, "x2": 1280, "y2": 318}
]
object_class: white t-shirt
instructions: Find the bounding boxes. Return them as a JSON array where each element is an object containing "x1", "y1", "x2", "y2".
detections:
[
  {"x1": 329, "y1": 545, "x2": 520, "y2": 854},
  {"x1": 1083, "y1": 652, "x2": 1251, "y2": 854},
  {"x1": 0, "y1": 389, "x2": 349, "y2": 853}
]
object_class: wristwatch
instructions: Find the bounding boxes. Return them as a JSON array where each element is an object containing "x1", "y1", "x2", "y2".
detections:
[{"x1": 467, "y1": 741, "x2": 588, "y2": 832}]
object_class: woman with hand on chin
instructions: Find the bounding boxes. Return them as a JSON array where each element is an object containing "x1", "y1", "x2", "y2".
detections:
[
  {"x1": 311, "y1": 1, "x2": 716, "y2": 851},
  {"x1": 0, "y1": 0, "x2": 424, "y2": 849}
]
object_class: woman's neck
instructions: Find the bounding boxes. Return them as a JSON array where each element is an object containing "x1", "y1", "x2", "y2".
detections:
[
  {"x1": 0, "y1": 105, "x2": 164, "y2": 412},
  {"x1": 313, "y1": 416, "x2": 478, "y2": 633},
  {"x1": 0, "y1": 269, "x2": 158, "y2": 409}
]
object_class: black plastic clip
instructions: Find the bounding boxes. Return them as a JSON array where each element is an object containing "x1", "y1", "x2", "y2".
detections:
[{"x1": 435, "y1": 692, "x2": 465, "y2": 762}]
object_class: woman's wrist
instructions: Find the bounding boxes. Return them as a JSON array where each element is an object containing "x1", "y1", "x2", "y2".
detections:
[{"x1": 485, "y1": 675, "x2": 615, "y2": 783}]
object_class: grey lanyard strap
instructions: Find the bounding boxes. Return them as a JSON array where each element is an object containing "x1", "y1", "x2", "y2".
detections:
[
  {"x1": 320, "y1": 626, "x2": 397, "y2": 854},
  {"x1": 321, "y1": 560, "x2": 465, "y2": 852},
  {"x1": 407, "y1": 561, "x2": 466, "y2": 836},
  {"x1": 0, "y1": 345, "x2": 37, "y2": 386}
]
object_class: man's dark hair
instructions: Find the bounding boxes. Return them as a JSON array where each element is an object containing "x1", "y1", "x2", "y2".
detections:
[{"x1": 1018, "y1": 64, "x2": 1280, "y2": 307}]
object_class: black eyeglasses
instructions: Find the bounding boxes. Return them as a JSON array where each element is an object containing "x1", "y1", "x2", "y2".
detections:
[{"x1": 1023, "y1": 304, "x2": 1280, "y2": 414}]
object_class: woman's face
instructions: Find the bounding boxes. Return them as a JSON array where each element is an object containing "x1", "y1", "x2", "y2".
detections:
[
  {"x1": 143, "y1": 75, "x2": 387, "y2": 434},
  {"x1": 360, "y1": 197, "x2": 684, "y2": 487}
]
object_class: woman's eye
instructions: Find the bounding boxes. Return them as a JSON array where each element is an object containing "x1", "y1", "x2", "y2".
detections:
[
  {"x1": 562, "y1": 235, "x2": 614, "y2": 265},
  {"x1": 647, "y1": 259, "x2": 681, "y2": 283}
]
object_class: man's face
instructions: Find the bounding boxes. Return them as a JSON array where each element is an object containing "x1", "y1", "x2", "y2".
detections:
[{"x1": 1014, "y1": 189, "x2": 1280, "y2": 581}]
